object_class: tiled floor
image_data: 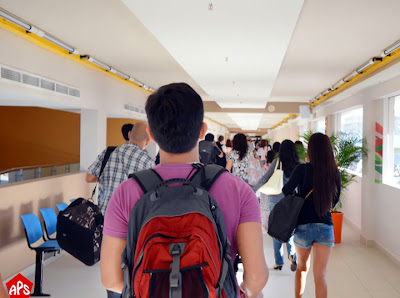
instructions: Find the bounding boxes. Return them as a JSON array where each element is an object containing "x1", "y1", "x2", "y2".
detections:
[{"x1": 23, "y1": 222, "x2": 400, "y2": 297}]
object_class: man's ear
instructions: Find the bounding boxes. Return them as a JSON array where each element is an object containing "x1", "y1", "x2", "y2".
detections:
[
  {"x1": 146, "y1": 125, "x2": 156, "y2": 142},
  {"x1": 199, "y1": 122, "x2": 208, "y2": 140},
  {"x1": 128, "y1": 131, "x2": 131, "y2": 140}
]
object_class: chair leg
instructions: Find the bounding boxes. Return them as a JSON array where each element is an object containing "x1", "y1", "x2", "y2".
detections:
[{"x1": 31, "y1": 250, "x2": 50, "y2": 297}]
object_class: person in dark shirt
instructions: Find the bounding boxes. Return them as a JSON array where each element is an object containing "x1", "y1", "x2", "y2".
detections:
[
  {"x1": 199, "y1": 133, "x2": 223, "y2": 165},
  {"x1": 283, "y1": 133, "x2": 340, "y2": 298}
]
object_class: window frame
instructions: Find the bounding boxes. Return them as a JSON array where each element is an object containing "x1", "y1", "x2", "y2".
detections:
[
  {"x1": 383, "y1": 95, "x2": 400, "y2": 189},
  {"x1": 335, "y1": 105, "x2": 364, "y2": 177}
]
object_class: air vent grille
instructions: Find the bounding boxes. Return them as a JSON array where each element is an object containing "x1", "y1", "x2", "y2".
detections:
[
  {"x1": 23, "y1": 74, "x2": 40, "y2": 87},
  {"x1": 1, "y1": 67, "x2": 21, "y2": 82},
  {"x1": 68, "y1": 88, "x2": 80, "y2": 97},
  {"x1": 41, "y1": 79, "x2": 55, "y2": 91},
  {"x1": 124, "y1": 104, "x2": 145, "y2": 114},
  {"x1": 56, "y1": 84, "x2": 69, "y2": 95},
  {"x1": 0, "y1": 64, "x2": 80, "y2": 99}
]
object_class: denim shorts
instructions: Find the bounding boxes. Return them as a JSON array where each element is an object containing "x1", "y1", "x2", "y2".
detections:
[{"x1": 293, "y1": 223, "x2": 335, "y2": 249}]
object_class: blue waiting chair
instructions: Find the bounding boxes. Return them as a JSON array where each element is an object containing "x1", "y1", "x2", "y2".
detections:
[
  {"x1": 20, "y1": 213, "x2": 60, "y2": 297},
  {"x1": 39, "y1": 208, "x2": 57, "y2": 240},
  {"x1": 56, "y1": 202, "x2": 68, "y2": 213}
]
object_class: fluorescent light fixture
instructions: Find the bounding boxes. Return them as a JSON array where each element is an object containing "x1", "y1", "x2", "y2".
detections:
[
  {"x1": 148, "y1": 87, "x2": 156, "y2": 92},
  {"x1": 0, "y1": 10, "x2": 79, "y2": 55},
  {"x1": 41, "y1": 33, "x2": 79, "y2": 55},
  {"x1": 384, "y1": 39, "x2": 400, "y2": 56},
  {"x1": 110, "y1": 68, "x2": 130, "y2": 80},
  {"x1": 27, "y1": 25, "x2": 45, "y2": 37},
  {"x1": 0, "y1": 9, "x2": 31, "y2": 31},
  {"x1": 356, "y1": 57, "x2": 381, "y2": 73},
  {"x1": 332, "y1": 80, "x2": 344, "y2": 90},
  {"x1": 128, "y1": 77, "x2": 144, "y2": 87},
  {"x1": 81, "y1": 55, "x2": 111, "y2": 71},
  {"x1": 321, "y1": 89, "x2": 330, "y2": 96},
  {"x1": 343, "y1": 71, "x2": 358, "y2": 82}
]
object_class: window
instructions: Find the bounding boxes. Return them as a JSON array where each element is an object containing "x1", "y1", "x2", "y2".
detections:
[
  {"x1": 298, "y1": 124, "x2": 307, "y2": 142},
  {"x1": 338, "y1": 107, "x2": 363, "y2": 175},
  {"x1": 340, "y1": 107, "x2": 363, "y2": 137},
  {"x1": 315, "y1": 118, "x2": 325, "y2": 134},
  {"x1": 388, "y1": 96, "x2": 400, "y2": 186}
]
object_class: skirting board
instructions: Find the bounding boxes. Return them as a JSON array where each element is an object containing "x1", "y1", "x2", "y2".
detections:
[
  {"x1": 343, "y1": 217, "x2": 400, "y2": 268},
  {"x1": 365, "y1": 240, "x2": 400, "y2": 269}
]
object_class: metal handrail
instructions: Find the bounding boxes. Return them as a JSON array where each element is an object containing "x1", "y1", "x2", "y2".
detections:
[{"x1": 0, "y1": 162, "x2": 80, "y2": 175}]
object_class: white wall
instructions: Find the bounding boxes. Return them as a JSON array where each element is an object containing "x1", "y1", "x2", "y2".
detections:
[
  {"x1": 204, "y1": 118, "x2": 229, "y2": 140},
  {"x1": 270, "y1": 120, "x2": 300, "y2": 143},
  {"x1": 341, "y1": 176, "x2": 362, "y2": 230}
]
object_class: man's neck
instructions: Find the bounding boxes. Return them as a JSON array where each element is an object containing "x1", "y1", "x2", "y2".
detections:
[
  {"x1": 160, "y1": 147, "x2": 200, "y2": 164},
  {"x1": 128, "y1": 140, "x2": 143, "y2": 149}
]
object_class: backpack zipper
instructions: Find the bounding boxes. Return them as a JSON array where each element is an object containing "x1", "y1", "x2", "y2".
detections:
[{"x1": 194, "y1": 233, "x2": 219, "y2": 281}]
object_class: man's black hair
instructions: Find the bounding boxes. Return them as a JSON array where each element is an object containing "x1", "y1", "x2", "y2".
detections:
[
  {"x1": 205, "y1": 133, "x2": 214, "y2": 142},
  {"x1": 121, "y1": 123, "x2": 134, "y2": 141},
  {"x1": 273, "y1": 142, "x2": 281, "y2": 152},
  {"x1": 145, "y1": 83, "x2": 204, "y2": 153},
  {"x1": 218, "y1": 135, "x2": 224, "y2": 142}
]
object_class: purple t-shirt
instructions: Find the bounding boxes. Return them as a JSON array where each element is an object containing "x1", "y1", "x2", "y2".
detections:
[{"x1": 104, "y1": 163, "x2": 261, "y2": 258}]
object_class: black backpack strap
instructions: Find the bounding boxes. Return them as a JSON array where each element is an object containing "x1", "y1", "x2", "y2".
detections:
[
  {"x1": 99, "y1": 146, "x2": 117, "y2": 179},
  {"x1": 90, "y1": 146, "x2": 117, "y2": 201},
  {"x1": 189, "y1": 164, "x2": 227, "y2": 191},
  {"x1": 128, "y1": 168, "x2": 163, "y2": 194}
]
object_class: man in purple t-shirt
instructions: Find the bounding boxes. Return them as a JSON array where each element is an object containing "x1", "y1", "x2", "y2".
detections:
[{"x1": 100, "y1": 83, "x2": 268, "y2": 297}]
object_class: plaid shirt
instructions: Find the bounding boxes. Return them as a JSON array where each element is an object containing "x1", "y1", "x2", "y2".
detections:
[{"x1": 88, "y1": 143, "x2": 155, "y2": 215}]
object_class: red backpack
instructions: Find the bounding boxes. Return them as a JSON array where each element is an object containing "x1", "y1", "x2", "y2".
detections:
[{"x1": 121, "y1": 164, "x2": 238, "y2": 298}]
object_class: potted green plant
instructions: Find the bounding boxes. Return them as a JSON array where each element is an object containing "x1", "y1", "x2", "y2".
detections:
[{"x1": 301, "y1": 131, "x2": 368, "y2": 243}]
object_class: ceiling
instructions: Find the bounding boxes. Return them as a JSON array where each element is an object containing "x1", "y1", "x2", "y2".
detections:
[
  {"x1": 1, "y1": 0, "x2": 400, "y2": 133},
  {"x1": 122, "y1": 0, "x2": 303, "y2": 111}
]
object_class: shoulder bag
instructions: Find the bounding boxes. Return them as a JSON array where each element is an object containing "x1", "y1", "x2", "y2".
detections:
[{"x1": 257, "y1": 159, "x2": 283, "y2": 195}]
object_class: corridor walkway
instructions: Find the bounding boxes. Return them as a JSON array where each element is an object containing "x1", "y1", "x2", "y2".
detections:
[{"x1": 24, "y1": 221, "x2": 400, "y2": 298}]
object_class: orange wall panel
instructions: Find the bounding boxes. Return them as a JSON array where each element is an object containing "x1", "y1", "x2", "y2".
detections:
[
  {"x1": 0, "y1": 107, "x2": 80, "y2": 172},
  {"x1": 106, "y1": 118, "x2": 142, "y2": 147}
]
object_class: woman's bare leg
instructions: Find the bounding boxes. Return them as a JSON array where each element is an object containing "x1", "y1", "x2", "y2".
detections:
[
  {"x1": 312, "y1": 243, "x2": 332, "y2": 298},
  {"x1": 294, "y1": 245, "x2": 312, "y2": 298}
]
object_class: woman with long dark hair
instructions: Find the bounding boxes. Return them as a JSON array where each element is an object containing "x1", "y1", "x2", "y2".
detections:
[
  {"x1": 254, "y1": 140, "x2": 300, "y2": 271},
  {"x1": 283, "y1": 133, "x2": 340, "y2": 298},
  {"x1": 226, "y1": 133, "x2": 251, "y2": 182}
]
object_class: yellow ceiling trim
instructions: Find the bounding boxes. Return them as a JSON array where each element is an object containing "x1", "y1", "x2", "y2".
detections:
[
  {"x1": 270, "y1": 114, "x2": 298, "y2": 130},
  {"x1": 311, "y1": 47, "x2": 400, "y2": 107},
  {"x1": 0, "y1": 18, "x2": 152, "y2": 94}
]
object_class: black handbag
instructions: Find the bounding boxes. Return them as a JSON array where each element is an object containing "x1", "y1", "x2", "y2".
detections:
[
  {"x1": 56, "y1": 198, "x2": 104, "y2": 266},
  {"x1": 267, "y1": 189, "x2": 313, "y2": 243}
]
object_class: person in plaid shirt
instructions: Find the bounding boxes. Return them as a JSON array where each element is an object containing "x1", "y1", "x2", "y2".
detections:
[{"x1": 86, "y1": 122, "x2": 155, "y2": 215}]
